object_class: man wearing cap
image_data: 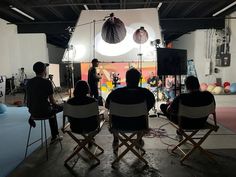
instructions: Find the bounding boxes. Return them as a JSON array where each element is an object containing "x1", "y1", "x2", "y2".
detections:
[
  {"x1": 88, "y1": 58, "x2": 101, "y2": 99},
  {"x1": 27, "y1": 61, "x2": 63, "y2": 143}
]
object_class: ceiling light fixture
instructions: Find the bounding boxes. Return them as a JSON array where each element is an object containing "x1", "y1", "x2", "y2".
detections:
[
  {"x1": 10, "y1": 5, "x2": 35, "y2": 20},
  {"x1": 212, "y1": 1, "x2": 236, "y2": 17},
  {"x1": 83, "y1": 4, "x2": 89, "y2": 10},
  {"x1": 157, "y1": 2, "x2": 163, "y2": 10}
]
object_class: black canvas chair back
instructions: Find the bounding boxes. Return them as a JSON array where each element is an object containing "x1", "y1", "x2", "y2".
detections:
[
  {"x1": 109, "y1": 101, "x2": 149, "y2": 131},
  {"x1": 178, "y1": 101, "x2": 216, "y2": 129},
  {"x1": 109, "y1": 101, "x2": 149, "y2": 167},
  {"x1": 62, "y1": 102, "x2": 104, "y2": 167},
  {"x1": 171, "y1": 101, "x2": 219, "y2": 164},
  {"x1": 64, "y1": 102, "x2": 99, "y2": 133}
]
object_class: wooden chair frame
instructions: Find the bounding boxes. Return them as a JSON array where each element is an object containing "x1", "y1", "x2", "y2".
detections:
[
  {"x1": 111, "y1": 130, "x2": 147, "y2": 166},
  {"x1": 62, "y1": 103, "x2": 105, "y2": 167},
  {"x1": 171, "y1": 105, "x2": 219, "y2": 164},
  {"x1": 109, "y1": 101, "x2": 149, "y2": 167}
]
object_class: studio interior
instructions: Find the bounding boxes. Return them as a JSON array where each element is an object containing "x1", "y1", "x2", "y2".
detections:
[{"x1": 0, "y1": 1, "x2": 236, "y2": 177}]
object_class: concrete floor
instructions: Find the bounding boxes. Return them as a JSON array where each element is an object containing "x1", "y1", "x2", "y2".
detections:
[
  {"x1": 5, "y1": 92, "x2": 236, "y2": 177},
  {"x1": 6, "y1": 117, "x2": 236, "y2": 177}
]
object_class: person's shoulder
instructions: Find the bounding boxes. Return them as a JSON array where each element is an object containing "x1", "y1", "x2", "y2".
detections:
[
  {"x1": 201, "y1": 91, "x2": 215, "y2": 100},
  {"x1": 42, "y1": 78, "x2": 51, "y2": 85},
  {"x1": 87, "y1": 96, "x2": 97, "y2": 102},
  {"x1": 111, "y1": 87, "x2": 125, "y2": 93},
  {"x1": 139, "y1": 87, "x2": 152, "y2": 93},
  {"x1": 202, "y1": 90, "x2": 213, "y2": 95}
]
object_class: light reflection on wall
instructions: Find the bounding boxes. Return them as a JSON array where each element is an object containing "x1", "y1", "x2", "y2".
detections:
[{"x1": 95, "y1": 23, "x2": 157, "y2": 59}]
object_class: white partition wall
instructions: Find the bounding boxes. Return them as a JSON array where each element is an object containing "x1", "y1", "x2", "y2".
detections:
[
  {"x1": 63, "y1": 8, "x2": 162, "y2": 63},
  {"x1": 0, "y1": 18, "x2": 49, "y2": 78},
  {"x1": 48, "y1": 64, "x2": 60, "y2": 87}
]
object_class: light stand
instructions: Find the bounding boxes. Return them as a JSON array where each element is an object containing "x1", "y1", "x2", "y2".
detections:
[
  {"x1": 65, "y1": 17, "x2": 108, "y2": 101},
  {"x1": 65, "y1": 45, "x2": 75, "y2": 98},
  {"x1": 48, "y1": 74, "x2": 64, "y2": 103},
  {"x1": 138, "y1": 53, "x2": 143, "y2": 87},
  {"x1": 134, "y1": 26, "x2": 148, "y2": 88},
  {"x1": 150, "y1": 39, "x2": 163, "y2": 117}
]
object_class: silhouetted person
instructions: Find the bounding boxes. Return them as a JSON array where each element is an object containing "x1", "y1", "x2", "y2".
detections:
[
  {"x1": 88, "y1": 58, "x2": 101, "y2": 99},
  {"x1": 160, "y1": 76, "x2": 215, "y2": 139},
  {"x1": 67, "y1": 80, "x2": 99, "y2": 147},
  {"x1": 105, "y1": 68, "x2": 155, "y2": 148},
  {"x1": 67, "y1": 80, "x2": 97, "y2": 107},
  {"x1": 27, "y1": 61, "x2": 63, "y2": 144},
  {"x1": 19, "y1": 67, "x2": 27, "y2": 87}
]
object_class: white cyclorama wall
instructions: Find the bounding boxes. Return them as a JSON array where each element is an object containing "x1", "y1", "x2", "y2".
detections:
[
  {"x1": 63, "y1": 8, "x2": 162, "y2": 63},
  {"x1": 173, "y1": 13, "x2": 236, "y2": 84},
  {"x1": 224, "y1": 12, "x2": 236, "y2": 83},
  {"x1": 0, "y1": 18, "x2": 49, "y2": 78}
]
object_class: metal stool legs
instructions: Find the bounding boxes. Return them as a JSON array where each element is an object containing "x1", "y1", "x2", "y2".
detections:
[{"x1": 24, "y1": 120, "x2": 48, "y2": 160}]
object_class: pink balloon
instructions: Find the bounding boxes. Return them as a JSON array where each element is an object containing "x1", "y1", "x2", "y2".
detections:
[{"x1": 200, "y1": 83, "x2": 208, "y2": 91}]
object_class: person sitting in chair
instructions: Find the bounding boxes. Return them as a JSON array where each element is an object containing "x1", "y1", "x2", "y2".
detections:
[
  {"x1": 160, "y1": 75, "x2": 215, "y2": 139},
  {"x1": 105, "y1": 68, "x2": 155, "y2": 148},
  {"x1": 67, "y1": 80, "x2": 97, "y2": 108},
  {"x1": 147, "y1": 72, "x2": 162, "y2": 93},
  {"x1": 66, "y1": 80, "x2": 99, "y2": 147},
  {"x1": 163, "y1": 75, "x2": 175, "y2": 101},
  {"x1": 27, "y1": 61, "x2": 63, "y2": 144}
]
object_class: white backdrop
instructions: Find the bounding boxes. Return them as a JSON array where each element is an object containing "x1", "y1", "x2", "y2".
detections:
[
  {"x1": 0, "y1": 18, "x2": 49, "y2": 78},
  {"x1": 48, "y1": 64, "x2": 60, "y2": 87},
  {"x1": 62, "y1": 8, "x2": 162, "y2": 63}
]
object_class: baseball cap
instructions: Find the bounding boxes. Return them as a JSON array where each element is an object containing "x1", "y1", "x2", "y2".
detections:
[
  {"x1": 33, "y1": 61, "x2": 49, "y2": 74},
  {"x1": 91, "y1": 58, "x2": 99, "y2": 63}
]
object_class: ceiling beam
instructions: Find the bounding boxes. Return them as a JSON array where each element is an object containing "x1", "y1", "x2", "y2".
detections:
[
  {"x1": 30, "y1": 0, "x2": 221, "y2": 8},
  {"x1": 66, "y1": 0, "x2": 81, "y2": 15},
  {"x1": 144, "y1": 0, "x2": 152, "y2": 8},
  {"x1": 160, "y1": 0, "x2": 177, "y2": 17},
  {"x1": 160, "y1": 17, "x2": 225, "y2": 34},
  {"x1": 180, "y1": 1, "x2": 201, "y2": 17},
  {"x1": 46, "y1": 6, "x2": 66, "y2": 20},
  {"x1": 120, "y1": 0, "x2": 123, "y2": 9},
  {"x1": 93, "y1": 0, "x2": 102, "y2": 9},
  {"x1": 17, "y1": 21, "x2": 76, "y2": 34}
]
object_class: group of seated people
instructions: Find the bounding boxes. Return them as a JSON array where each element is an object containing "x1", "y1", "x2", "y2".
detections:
[
  {"x1": 27, "y1": 61, "x2": 215, "y2": 146},
  {"x1": 147, "y1": 73, "x2": 176, "y2": 101}
]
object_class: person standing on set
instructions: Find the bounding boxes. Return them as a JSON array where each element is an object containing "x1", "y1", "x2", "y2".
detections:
[{"x1": 88, "y1": 58, "x2": 101, "y2": 99}]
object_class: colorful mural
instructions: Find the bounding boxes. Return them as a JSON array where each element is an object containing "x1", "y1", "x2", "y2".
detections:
[{"x1": 81, "y1": 61, "x2": 157, "y2": 91}]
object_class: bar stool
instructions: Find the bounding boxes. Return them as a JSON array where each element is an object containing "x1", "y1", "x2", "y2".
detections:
[{"x1": 24, "y1": 115, "x2": 62, "y2": 160}]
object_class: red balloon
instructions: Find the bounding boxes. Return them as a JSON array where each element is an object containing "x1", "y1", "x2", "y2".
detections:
[{"x1": 223, "y1": 81, "x2": 230, "y2": 88}]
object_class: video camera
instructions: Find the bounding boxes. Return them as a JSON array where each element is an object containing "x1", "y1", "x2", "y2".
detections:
[{"x1": 111, "y1": 72, "x2": 120, "y2": 88}]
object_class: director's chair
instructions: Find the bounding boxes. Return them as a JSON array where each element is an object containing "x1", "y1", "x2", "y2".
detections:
[
  {"x1": 170, "y1": 102, "x2": 219, "y2": 164},
  {"x1": 109, "y1": 101, "x2": 149, "y2": 167},
  {"x1": 62, "y1": 102, "x2": 105, "y2": 167}
]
